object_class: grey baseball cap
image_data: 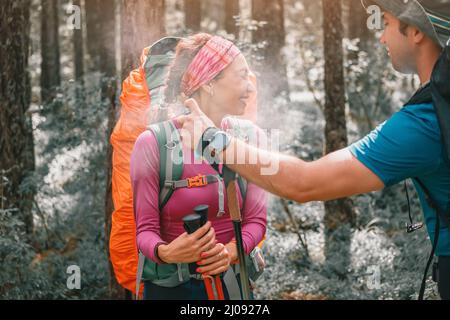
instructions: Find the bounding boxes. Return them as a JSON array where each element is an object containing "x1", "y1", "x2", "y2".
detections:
[{"x1": 363, "y1": 0, "x2": 450, "y2": 47}]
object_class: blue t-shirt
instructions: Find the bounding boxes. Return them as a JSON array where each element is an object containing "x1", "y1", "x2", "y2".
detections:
[{"x1": 349, "y1": 102, "x2": 450, "y2": 256}]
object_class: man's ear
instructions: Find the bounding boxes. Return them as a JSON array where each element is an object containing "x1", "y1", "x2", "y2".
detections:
[{"x1": 411, "y1": 27, "x2": 426, "y2": 44}]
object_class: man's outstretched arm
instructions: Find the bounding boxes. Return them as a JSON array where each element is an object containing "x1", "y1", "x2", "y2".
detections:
[
  {"x1": 179, "y1": 98, "x2": 385, "y2": 204},
  {"x1": 222, "y1": 138, "x2": 384, "y2": 203}
]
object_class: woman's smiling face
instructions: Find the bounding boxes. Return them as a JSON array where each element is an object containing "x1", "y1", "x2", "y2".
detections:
[{"x1": 207, "y1": 54, "x2": 256, "y2": 117}]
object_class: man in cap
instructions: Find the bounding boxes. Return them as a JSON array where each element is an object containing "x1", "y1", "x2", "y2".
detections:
[{"x1": 179, "y1": 0, "x2": 450, "y2": 299}]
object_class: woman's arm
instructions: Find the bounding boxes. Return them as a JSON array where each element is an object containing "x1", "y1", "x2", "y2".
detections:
[{"x1": 130, "y1": 131, "x2": 167, "y2": 264}]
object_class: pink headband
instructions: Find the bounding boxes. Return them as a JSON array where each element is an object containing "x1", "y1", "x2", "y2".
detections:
[{"x1": 181, "y1": 36, "x2": 241, "y2": 97}]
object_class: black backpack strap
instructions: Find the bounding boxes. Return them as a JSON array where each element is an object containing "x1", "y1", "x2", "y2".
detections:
[
  {"x1": 404, "y1": 83, "x2": 432, "y2": 106},
  {"x1": 430, "y1": 41, "x2": 450, "y2": 166},
  {"x1": 414, "y1": 178, "x2": 450, "y2": 300},
  {"x1": 418, "y1": 207, "x2": 441, "y2": 300},
  {"x1": 237, "y1": 175, "x2": 248, "y2": 210}
]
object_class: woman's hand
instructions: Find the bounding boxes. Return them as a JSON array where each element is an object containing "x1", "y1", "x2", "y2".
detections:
[
  {"x1": 225, "y1": 241, "x2": 239, "y2": 265},
  {"x1": 157, "y1": 221, "x2": 216, "y2": 264},
  {"x1": 196, "y1": 243, "x2": 233, "y2": 276}
]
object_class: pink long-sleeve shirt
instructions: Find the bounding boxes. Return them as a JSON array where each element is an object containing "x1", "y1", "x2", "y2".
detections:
[{"x1": 130, "y1": 119, "x2": 267, "y2": 264}]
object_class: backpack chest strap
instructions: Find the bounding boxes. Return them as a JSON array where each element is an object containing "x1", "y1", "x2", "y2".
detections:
[
  {"x1": 164, "y1": 174, "x2": 226, "y2": 217},
  {"x1": 165, "y1": 174, "x2": 220, "y2": 189}
]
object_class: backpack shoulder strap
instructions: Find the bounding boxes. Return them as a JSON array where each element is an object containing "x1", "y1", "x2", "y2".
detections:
[
  {"x1": 148, "y1": 120, "x2": 183, "y2": 211},
  {"x1": 430, "y1": 41, "x2": 450, "y2": 166},
  {"x1": 237, "y1": 175, "x2": 248, "y2": 206},
  {"x1": 414, "y1": 177, "x2": 449, "y2": 300}
]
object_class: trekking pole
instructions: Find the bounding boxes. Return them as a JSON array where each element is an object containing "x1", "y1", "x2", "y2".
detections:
[
  {"x1": 183, "y1": 205, "x2": 225, "y2": 300},
  {"x1": 223, "y1": 167, "x2": 251, "y2": 300}
]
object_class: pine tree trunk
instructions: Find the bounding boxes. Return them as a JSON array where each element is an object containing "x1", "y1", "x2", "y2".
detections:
[
  {"x1": 346, "y1": 0, "x2": 370, "y2": 48},
  {"x1": 40, "y1": 0, "x2": 61, "y2": 103},
  {"x1": 225, "y1": 0, "x2": 240, "y2": 38},
  {"x1": 345, "y1": 0, "x2": 374, "y2": 135},
  {"x1": 84, "y1": 0, "x2": 124, "y2": 299},
  {"x1": 120, "y1": 0, "x2": 166, "y2": 79},
  {"x1": 0, "y1": 0, "x2": 35, "y2": 237},
  {"x1": 251, "y1": 0, "x2": 289, "y2": 103},
  {"x1": 203, "y1": 0, "x2": 225, "y2": 31},
  {"x1": 184, "y1": 0, "x2": 201, "y2": 31},
  {"x1": 322, "y1": 0, "x2": 355, "y2": 276},
  {"x1": 72, "y1": 0, "x2": 84, "y2": 80},
  {"x1": 85, "y1": 0, "x2": 116, "y2": 75}
]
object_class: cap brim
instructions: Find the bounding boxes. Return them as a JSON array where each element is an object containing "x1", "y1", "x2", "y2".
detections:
[{"x1": 362, "y1": 0, "x2": 404, "y2": 16}]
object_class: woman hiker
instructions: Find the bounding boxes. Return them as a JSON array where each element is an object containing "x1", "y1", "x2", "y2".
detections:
[{"x1": 130, "y1": 33, "x2": 268, "y2": 300}]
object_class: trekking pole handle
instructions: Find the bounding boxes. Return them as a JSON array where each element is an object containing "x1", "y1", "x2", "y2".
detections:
[
  {"x1": 194, "y1": 204, "x2": 209, "y2": 227},
  {"x1": 183, "y1": 205, "x2": 210, "y2": 275},
  {"x1": 183, "y1": 213, "x2": 204, "y2": 275},
  {"x1": 183, "y1": 213, "x2": 204, "y2": 235}
]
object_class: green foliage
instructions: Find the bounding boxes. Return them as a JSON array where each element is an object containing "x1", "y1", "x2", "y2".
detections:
[
  {"x1": 0, "y1": 208, "x2": 35, "y2": 299},
  {"x1": 1, "y1": 74, "x2": 113, "y2": 299}
]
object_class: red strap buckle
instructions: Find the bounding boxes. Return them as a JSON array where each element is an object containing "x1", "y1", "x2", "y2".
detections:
[{"x1": 187, "y1": 175, "x2": 208, "y2": 188}]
